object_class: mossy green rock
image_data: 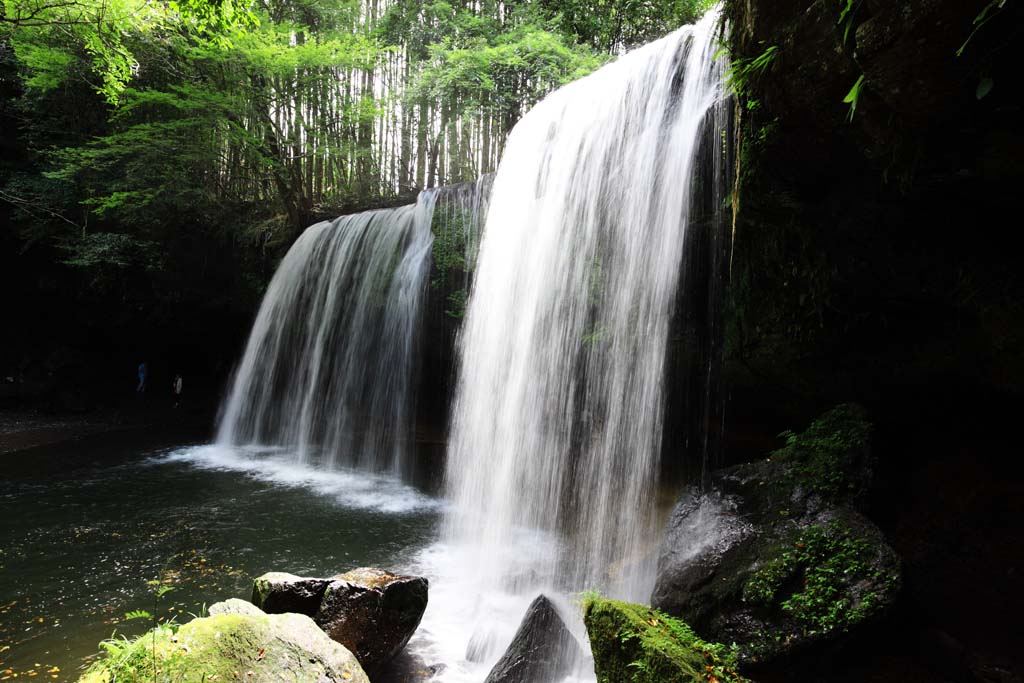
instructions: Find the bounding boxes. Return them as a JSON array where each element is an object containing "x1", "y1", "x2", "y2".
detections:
[
  {"x1": 583, "y1": 598, "x2": 749, "y2": 683},
  {"x1": 80, "y1": 611, "x2": 369, "y2": 683}
]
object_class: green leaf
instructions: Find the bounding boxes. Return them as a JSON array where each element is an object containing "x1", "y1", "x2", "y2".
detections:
[
  {"x1": 976, "y1": 77, "x2": 994, "y2": 100},
  {"x1": 843, "y1": 74, "x2": 865, "y2": 121}
]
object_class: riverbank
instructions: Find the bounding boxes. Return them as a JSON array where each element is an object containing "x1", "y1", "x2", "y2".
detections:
[{"x1": 0, "y1": 399, "x2": 217, "y2": 455}]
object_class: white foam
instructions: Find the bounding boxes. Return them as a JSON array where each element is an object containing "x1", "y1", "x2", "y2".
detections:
[
  {"x1": 403, "y1": 536, "x2": 595, "y2": 683},
  {"x1": 158, "y1": 444, "x2": 444, "y2": 514}
]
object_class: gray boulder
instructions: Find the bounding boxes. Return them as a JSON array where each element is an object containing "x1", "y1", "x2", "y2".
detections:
[{"x1": 483, "y1": 594, "x2": 583, "y2": 683}]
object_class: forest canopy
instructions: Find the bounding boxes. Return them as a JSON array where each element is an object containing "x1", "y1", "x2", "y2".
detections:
[{"x1": 0, "y1": 0, "x2": 713, "y2": 369}]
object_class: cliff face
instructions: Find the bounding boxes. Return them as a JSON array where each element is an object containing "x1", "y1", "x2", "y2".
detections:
[
  {"x1": 720, "y1": 2, "x2": 1024, "y2": 680},
  {"x1": 724, "y1": 0, "x2": 1024, "y2": 419}
]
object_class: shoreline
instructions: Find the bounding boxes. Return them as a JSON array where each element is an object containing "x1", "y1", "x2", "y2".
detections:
[{"x1": 0, "y1": 403, "x2": 216, "y2": 455}]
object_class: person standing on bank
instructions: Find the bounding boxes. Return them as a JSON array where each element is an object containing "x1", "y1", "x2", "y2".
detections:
[
  {"x1": 173, "y1": 373, "x2": 183, "y2": 408},
  {"x1": 137, "y1": 362, "x2": 148, "y2": 394}
]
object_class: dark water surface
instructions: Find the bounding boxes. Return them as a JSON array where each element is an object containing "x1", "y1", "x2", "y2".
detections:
[{"x1": 0, "y1": 429, "x2": 442, "y2": 682}]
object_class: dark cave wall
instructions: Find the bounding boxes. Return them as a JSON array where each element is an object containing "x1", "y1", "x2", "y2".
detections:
[{"x1": 718, "y1": 1, "x2": 1024, "y2": 679}]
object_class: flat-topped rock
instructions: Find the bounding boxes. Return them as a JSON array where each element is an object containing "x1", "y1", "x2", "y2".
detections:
[
  {"x1": 315, "y1": 568, "x2": 429, "y2": 674},
  {"x1": 251, "y1": 571, "x2": 332, "y2": 616}
]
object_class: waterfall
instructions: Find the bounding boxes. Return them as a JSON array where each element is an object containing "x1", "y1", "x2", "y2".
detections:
[
  {"x1": 217, "y1": 199, "x2": 434, "y2": 475},
  {"x1": 443, "y1": 6, "x2": 731, "y2": 613}
]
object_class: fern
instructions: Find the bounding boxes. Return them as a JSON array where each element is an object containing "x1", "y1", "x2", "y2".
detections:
[
  {"x1": 124, "y1": 609, "x2": 154, "y2": 620},
  {"x1": 724, "y1": 45, "x2": 779, "y2": 96}
]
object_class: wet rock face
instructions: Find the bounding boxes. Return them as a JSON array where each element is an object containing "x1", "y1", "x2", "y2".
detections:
[
  {"x1": 253, "y1": 567, "x2": 429, "y2": 675},
  {"x1": 315, "y1": 568, "x2": 429, "y2": 675},
  {"x1": 483, "y1": 594, "x2": 583, "y2": 683},
  {"x1": 652, "y1": 405, "x2": 902, "y2": 667}
]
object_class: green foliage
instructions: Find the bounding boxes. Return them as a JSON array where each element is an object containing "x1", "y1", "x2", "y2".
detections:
[
  {"x1": 3, "y1": 0, "x2": 257, "y2": 103},
  {"x1": 411, "y1": 10, "x2": 608, "y2": 130},
  {"x1": 724, "y1": 44, "x2": 777, "y2": 97},
  {"x1": 430, "y1": 219, "x2": 468, "y2": 290},
  {"x1": 124, "y1": 609, "x2": 154, "y2": 621},
  {"x1": 976, "y1": 76, "x2": 994, "y2": 100},
  {"x1": 86, "y1": 622, "x2": 182, "y2": 683},
  {"x1": 61, "y1": 233, "x2": 160, "y2": 269},
  {"x1": 843, "y1": 74, "x2": 865, "y2": 122},
  {"x1": 544, "y1": 0, "x2": 717, "y2": 52},
  {"x1": 2, "y1": 0, "x2": 713, "y2": 341},
  {"x1": 584, "y1": 598, "x2": 747, "y2": 683},
  {"x1": 956, "y1": 0, "x2": 1007, "y2": 58},
  {"x1": 742, "y1": 523, "x2": 898, "y2": 637},
  {"x1": 446, "y1": 288, "x2": 467, "y2": 319},
  {"x1": 772, "y1": 403, "x2": 872, "y2": 499},
  {"x1": 837, "y1": 0, "x2": 863, "y2": 45}
]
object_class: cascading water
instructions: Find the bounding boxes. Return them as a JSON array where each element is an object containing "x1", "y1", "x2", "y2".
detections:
[
  {"x1": 414, "y1": 7, "x2": 733, "y2": 680},
  {"x1": 217, "y1": 200, "x2": 434, "y2": 475}
]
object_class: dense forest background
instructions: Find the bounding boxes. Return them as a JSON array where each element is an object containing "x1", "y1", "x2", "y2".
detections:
[{"x1": 0, "y1": 0, "x2": 712, "y2": 411}]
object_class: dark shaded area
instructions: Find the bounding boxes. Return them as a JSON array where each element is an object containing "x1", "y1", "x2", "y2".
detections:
[{"x1": 717, "y1": 0, "x2": 1024, "y2": 680}]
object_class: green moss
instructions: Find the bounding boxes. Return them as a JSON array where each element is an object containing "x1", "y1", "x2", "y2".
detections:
[
  {"x1": 772, "y1": 403, "x2": 872, "y2": 499},
  {"x1": 742, "y1": 522, "x2": 899, "y2": 640},
  {"x1": 80, "y1": 613, "x2": 366, "y2": 683},
  {"x1": 583, "y1": 598, "x2": 749, "y2": 683},
  {"x1": 430, "y1": 211, "x2": 470, "y2": 291}
]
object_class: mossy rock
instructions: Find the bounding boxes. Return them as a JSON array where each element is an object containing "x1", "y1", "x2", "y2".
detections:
[
  {"x1": 583, "y1": 598, "x2": 749, "y2": 683},
  {"x1": 79, "y1": 611, "x2": 369, "y2": 683},
  {"x1": 652, "y1": 405, "x2": 901, "y2": 667}
]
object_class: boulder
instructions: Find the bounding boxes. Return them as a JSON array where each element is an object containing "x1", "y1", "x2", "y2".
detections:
[
  {"x1": 583, "y1": 598, "x2": 749, "y2": 683},
  {"x1": 79, "y1": 611, "x2": 369, "y2": 683},
  {"x1": 483, "y1": 594, "x2": 582, "y2": 683},
  {"x1": 251, "y1": 571, "x2": 331, "y2": 616},
  {"x1": 208, "y1": 598, "x2": 265, "y2": 616},
  {"x1": 652, "y1": 404, "x2": 902, "y2": 666},
  {"x1": 314, "y1": 567, "x2": 429, "y2": 674}
]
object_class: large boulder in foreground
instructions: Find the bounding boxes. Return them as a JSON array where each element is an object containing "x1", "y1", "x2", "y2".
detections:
[
  {"x1": 80, "y1": 610, "x2": 368, "y2": 683},
  {"x1": 652, "y1": 404, "x2": 901, "y2": 667},
  {"x1": 322, "y1": 568, "x2": 429, "y2": 674},
  {"x1": 583, "y1": 598, "x2": 749, "y2": 683},
  {"x1": 483, "y1": 594, "x2": 583, "y2": 683}
]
